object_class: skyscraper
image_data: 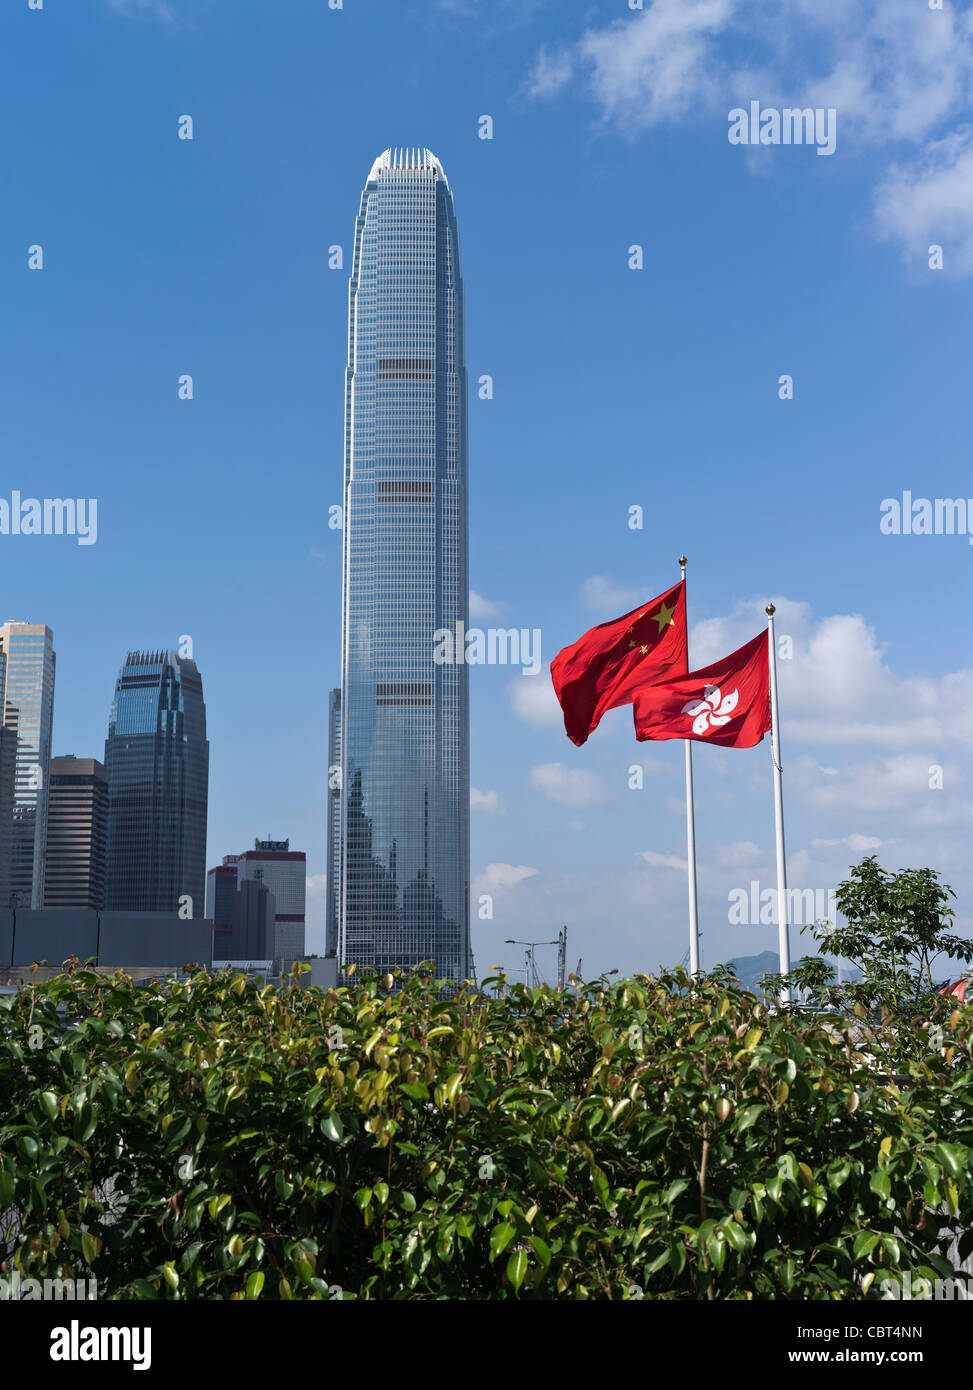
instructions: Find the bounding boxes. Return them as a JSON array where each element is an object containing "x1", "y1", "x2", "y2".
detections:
[
  {"x1": 326, "y1": 687, "x2": 341, "y2": 957},
  {"x1": 0, "y1": 622, "x2": 56, "y2": 908},
  {"x1": 332, "y1": 148, "x2": 470, "y2": 983},
  {"x1": 207, "y1": 839, "x2": 307, "y2": 967},
  {"x1": 104, "y1": 650, "x2": 209, "y2": 916},
  {"x1": 44, "y1": 756, "x2": 108, "y2": 909}
]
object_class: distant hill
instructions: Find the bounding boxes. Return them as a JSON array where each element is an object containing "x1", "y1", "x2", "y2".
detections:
[
  {"x1": 719, "y1": 952, "x2": 860, "y2": 995},
  {"x1": 721, "y1": 951, "x2": 782, "y2": 994}
]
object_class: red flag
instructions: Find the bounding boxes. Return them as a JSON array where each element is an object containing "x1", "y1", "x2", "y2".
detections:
[
  {"x1": 633, "y1": 630, "x2": 771, "y2": 749},
  {"x1": 550, "y1": 580, "x2": 687, "y2": 746}
]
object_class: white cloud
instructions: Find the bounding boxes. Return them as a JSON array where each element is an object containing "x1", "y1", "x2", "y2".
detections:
[
  {"x1": 690, "y1": 597, "x2": 973, "y2": 750},
  {"x1": 305, "y1": 873, "x2": 328, "y2": 898},
  {"x1": 873, "y1": 127, "x2": 973, "y2": 276},
  {"x1": 794, "y1": 753, "x2": 957, "y2": 816},
  {"x1": 106, "y1": 0, "x2": 177, "y2": 20},
  {"x1": 527, "y1": 0, "x2": 973, "y2": 275},
  {"x1": 523, "y1": 44, "x2": 575, "y2": 100},
  {"x1": 811, "y1": 834, "x2": 882, "y2": 852},
  {"x1": 717, "y1": 840, "x2": 762, "y2": 867},
  {"x1": 639, "y1": 849, "x2": 687, "y2": 871},
  {"x1": 473, "y1": 862, "x2": 538, "y2": 895},
  {"x1": 530, "y1": 762, "x2": 608, "y2": 807},
  {"x1": 471, "y1": 787, "x2": 505, "y2": 815},
  {"x1": 508, "y1": 665, "x2": 562, "y2": 727},
  {"x1": 577, "y1": 0, "x2": 737, "y2": 131},
  {"x1": 580, "y1": 575, "x2": 643, "y2": 615},
  {"x1": 469, "y1": 589, "x2": 507, "y2": 620}
]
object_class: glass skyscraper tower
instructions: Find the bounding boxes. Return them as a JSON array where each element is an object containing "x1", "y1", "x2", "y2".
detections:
[
  {"x1": 104, "y1": 650, "x2": 209, "y2": 916},
  {"x1": 331, "y1": 147, "x2": 470, "y2": 983},
  {"x1": 0, "y1": 622, "x2": 56, "y2": 908}
]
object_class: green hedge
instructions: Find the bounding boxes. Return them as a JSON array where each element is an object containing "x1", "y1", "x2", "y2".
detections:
[{"x1": 1, "y1": 964, "x2": 970, "y2": 1299}]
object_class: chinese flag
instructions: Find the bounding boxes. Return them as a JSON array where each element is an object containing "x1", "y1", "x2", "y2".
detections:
[
  {"x1": 551, "y1": 580, "x2": 687, "y2": 746},
  {"x1": 633, "y1": 630, "x2": 771, "y2": 749}
]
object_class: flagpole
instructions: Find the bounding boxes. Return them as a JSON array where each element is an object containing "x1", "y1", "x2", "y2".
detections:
[
  {"x1": 765, "y1": 603, "x2": 791, "y2": 1002},
  {"x1": 681, "y1": 556, "x2": 700, "y2": 978}
]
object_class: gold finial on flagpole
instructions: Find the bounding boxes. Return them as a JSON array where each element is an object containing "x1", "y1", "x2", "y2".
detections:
[{"x1": 766, "y1": 602, "x2": 776, "y2": 616}]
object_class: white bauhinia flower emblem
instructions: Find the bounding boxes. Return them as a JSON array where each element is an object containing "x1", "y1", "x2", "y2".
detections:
[{"x1": 682, "y1": 684, "x2": 739, "y2": 735}]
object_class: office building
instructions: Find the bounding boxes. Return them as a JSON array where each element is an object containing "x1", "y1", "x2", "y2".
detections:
[
  {"x1": 44, "y1": 755, "x2": 108, "y2": 909},
  {"x1": 331, "y1": 148, "x2": 471, "y2": 983},
  {"x1": 0, "y1": 622, "x2": 56, "y2": 908},
  {"x1": 104, "y1": 650, "x2": 209, "y2": 915}
]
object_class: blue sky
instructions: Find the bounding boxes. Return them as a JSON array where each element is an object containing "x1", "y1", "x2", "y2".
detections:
[{"x1": 3, "y1": 0, "x2": 972, "y2": 979}]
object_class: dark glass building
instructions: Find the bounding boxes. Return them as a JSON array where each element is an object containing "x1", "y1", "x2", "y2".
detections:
[
  {"x1": 331, "y1": 148, "x2": 470, "y2": 983},
  {"x1": 104, "y1": 650, "x2": 209, "y2": 916}
]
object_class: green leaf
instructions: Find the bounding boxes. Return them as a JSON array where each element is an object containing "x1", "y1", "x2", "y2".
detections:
[
  {"x1": 321, "y1": 1111, "x2": 343, "y2": 1143},
  {"x1": 17, "y1": 1134, "x2": 38, "y2": 1162},
  {"x1": 529, "y1": 1235, "x2": 552, "y2": 1269},
  {"x1": 869, "y1": 1169, "x2": 891, "y2": 1200},
  {"x1": 881, "y1": 1235, "x2": 901, "y2": 1265},
  {"x1": 664, "y1": 1177, "x2": 690, "y2": 1206},
  {"x1": 246, "y1": 1271, "x2": 265, "y2": 1299},
  {"x1": 827, "y1": 1161, "x2": 851, "y2": 1191},
  {"x1": 506, "y1": 1249, "x2": 528, "y2": 1293},
  {"x1": 490, "y1": 1222, "x2": 515, "y2": 1259},
  {"x1": 853, "y1": 1232, "x2": 878, "y2": 1262},
  {"x1": 935, "y1": 1143, "x2": 965, "y2": 1181}
]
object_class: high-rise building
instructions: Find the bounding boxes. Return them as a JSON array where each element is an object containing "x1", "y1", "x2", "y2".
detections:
[
  {"x1": 44, "y1": 756, "x2": 108, "y2": 909},
  {"x1": 227, "y1": 877, "x2": 276, "y2": 961},
  {"x1": 205, "y1": 862, "x2": 238, "y2": 958},
  {"x1": 332, "y1": 148, "x2": 470, "y2": 983},
  {"x1": 0, "y1": 622, "x2": 56, "y2": 908},
  {"x1": 104, "y1": 650, "x2": 209, "y2": 915},
  {"x1": 326, "y1": 687, "x2": 341, "y2": 957},
  {"x1": 206, "y1": 839, "x2": 306, "y2": 967}
]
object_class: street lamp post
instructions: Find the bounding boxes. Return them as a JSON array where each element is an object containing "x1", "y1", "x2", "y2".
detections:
[{"x1": 504, "y1": 938, "x2": 559, "y2": 989}]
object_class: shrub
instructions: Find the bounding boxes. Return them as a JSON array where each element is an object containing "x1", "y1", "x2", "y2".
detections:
[{"x1": 1, "y1": 963, "x2": 970, "y2": 1299}]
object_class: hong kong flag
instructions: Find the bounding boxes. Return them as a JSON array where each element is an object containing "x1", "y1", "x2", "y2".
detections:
[
  {"x1": 633, "y1": 630, "x2": 771, "y2": 749},
  {"x1": 551, "y1": 580, "x2": 687, "y2": 746}
]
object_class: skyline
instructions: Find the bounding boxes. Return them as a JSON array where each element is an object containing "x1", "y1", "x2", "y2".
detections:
[{"x1": 2, "y1": 0, "x2": 971, "y2": 979}]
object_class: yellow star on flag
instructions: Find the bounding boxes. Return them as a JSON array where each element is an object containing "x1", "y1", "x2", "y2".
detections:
[{"x1": 652, "y1": 598, "x2": 677, "y2": 632}]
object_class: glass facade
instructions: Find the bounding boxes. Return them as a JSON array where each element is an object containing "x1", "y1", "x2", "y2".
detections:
[
  {"x1": 326, "y1": 686, "x2": 341, "y2": 957},
  {"x1": 104, "y1": 650, "x2": 209, "y2": 915},
  {"x1": 334, "y1": 148, "x2": 470, "y2": 983},
  {"x1": 0, "y1": 623, "x2": 56, "y2": 909}
]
